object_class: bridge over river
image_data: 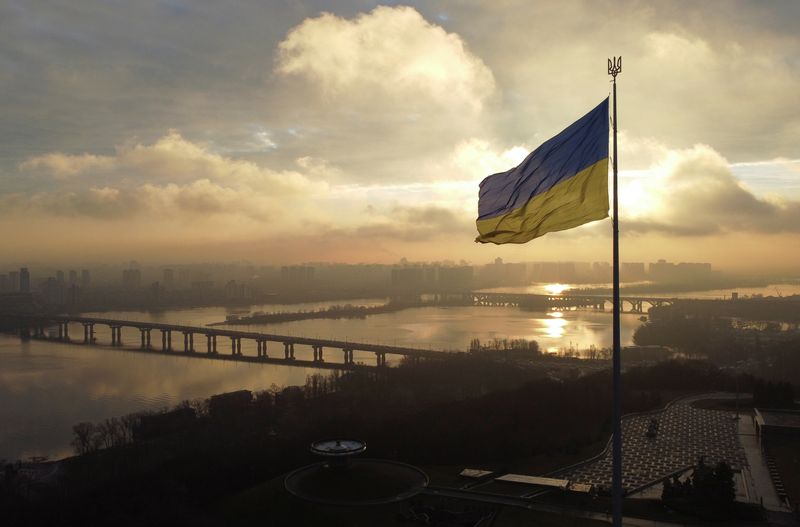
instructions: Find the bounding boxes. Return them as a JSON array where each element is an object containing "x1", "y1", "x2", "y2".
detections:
[
  {"x1": 462, "y1": 292, "x2": 677, "y2": 314},
  {"x1": 3, "y1": 314, "x2": 446, "y2": 369}
]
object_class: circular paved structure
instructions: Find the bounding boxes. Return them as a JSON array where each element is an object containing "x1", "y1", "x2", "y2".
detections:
[{"x1": 284, "y1": 458, "x2": 429, "y2": 506}]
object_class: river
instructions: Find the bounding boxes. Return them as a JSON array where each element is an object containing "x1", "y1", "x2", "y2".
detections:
[{"x1": 1, "y1": 282, "x2": 794, "y2": 462}]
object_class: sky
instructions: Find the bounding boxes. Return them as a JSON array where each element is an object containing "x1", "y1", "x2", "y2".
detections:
[{"x1": 1, "y1": 0, "x2": 799, "y2": 272}]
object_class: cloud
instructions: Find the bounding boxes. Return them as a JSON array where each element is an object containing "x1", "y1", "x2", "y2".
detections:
[
  {"x1": 19, "y1": 130, "x2": 315, "y2": 189},
  {"x1": 307, "y1": 204, "x2": 473, "y2": 244},
  {"x1": 624, "y1": 145, "x2": 800, "y2": 236},
  {"x1": 11, "y1": 132, "x2": 330, "y2": 222},
  {"x1": 276, "y1": 5, "x2": 495, "y2": 112},
  {"x1": 450, "y1": 138, "x2": 529, "y2": 180},
  {"x1": 18, "y1": 153, "x2": 114, "y2": 179},
  {"x1": 0, "y1": 180, "x2": 266, "y2": 221}
]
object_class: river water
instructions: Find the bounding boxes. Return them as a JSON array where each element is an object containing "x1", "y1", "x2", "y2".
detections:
[{"x1": 1, "y1": 283, "x2": 794, "y2": 462}]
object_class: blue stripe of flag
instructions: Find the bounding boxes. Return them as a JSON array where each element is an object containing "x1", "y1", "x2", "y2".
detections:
[{"x1": 478, "y1": 98, "x2": 609, "y2": 220}]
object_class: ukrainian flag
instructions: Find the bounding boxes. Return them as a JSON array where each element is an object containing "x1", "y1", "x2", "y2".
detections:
[{"x1": 476, "y1": 98, "x2": 609, "y2": 244}]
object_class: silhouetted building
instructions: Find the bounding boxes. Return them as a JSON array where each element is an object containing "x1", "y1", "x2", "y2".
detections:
[
  {"x1": 422, "y1": 265, "x2": 438, "y2": 288},
  {"x1": 591, "y1": 262, "x2": 611, "y2": 282},
  {"x1": 557, "y1": 262, "x2": 577, "y2": 282},
  {"x1": 572, "y1": 261, "x2": 593, "y2": 281},
  {"x1": 69, "y1": 270, "x2": 78, "y2": 284},
  {"x1": 281, "y1": 265, "x2": 314, "y2": 286},
  {"x1": 9, "y1": 271, "x2": 19, "y2": 292},
  {"x1": 81, "y1": 269, "x2": 90, "y2": 287},
  {"x1": 0, "y1": 274, "x2": 8, "y2": 293},
  {"x1": 621, "y1": 262, "x2": 646, "y2": 282},
  {"x1": 19, "y1": 268, "x2": 30, "y2": 293},
  {"x1": 439, "y1": 266, "x2": 473, "y2": 292},
  {"x1": 648, "y1": 259, "x2": 712, "y2": 282},
  {"x1": 66, "y1": 283, "x2": 80, "y2": 305},
  {"x1": 163, "y1": 268, "x2": 175, "y2": 285},
  {"x1": 675, "y1": 262, "x2": 712, "y2": 280},
  {"x1": 312, "y1": 264, "x2": 391, "y2": 289},
  {"x1": 479, "y1": 258, "x2": 527, "y2": 287},
  {"x1": 149, "y1": 281, "x2": 163, "y2": 301},
  {"x1": 122, "y1": 268, "x2": 142, "y2": 288},
  {"x1": 56, "y1": 270, "x2": 65, "y2": 284},
  {"x1": 225, "y1": 280, "x2": 251, "y2": 300},
  {"x1": 530, "y1": 262, "x2": 559, "y2": 282},
  {"x1": 188, "y1": 280, "x2": 214, "y2": 302},
  {"x1": 391, "y1": 267, "x2": 425, "y2": 292},
  {"x1": 42, "y1": 277, "x2": 65, "y2": 304}
]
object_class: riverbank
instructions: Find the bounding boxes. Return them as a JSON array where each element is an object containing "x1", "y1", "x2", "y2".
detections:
[{"x1": 211, "y1": 301, "x2": 416, "y2": 326}]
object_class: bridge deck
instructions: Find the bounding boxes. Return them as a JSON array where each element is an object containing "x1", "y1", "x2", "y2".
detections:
[{"x1": 7, "y1": 314, "x2": 444, "y2": 358}]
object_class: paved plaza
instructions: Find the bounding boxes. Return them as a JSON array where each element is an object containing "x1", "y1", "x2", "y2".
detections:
[{"x1": 556, "y1": 394, "x2": 747, "y2": 492}]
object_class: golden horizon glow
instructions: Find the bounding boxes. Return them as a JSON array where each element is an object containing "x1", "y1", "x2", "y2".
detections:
[{"x1": 544, "y1": 283, "x2": 570, "y2": 295}]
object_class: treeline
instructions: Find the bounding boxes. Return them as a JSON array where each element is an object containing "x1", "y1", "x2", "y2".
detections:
[
  {"x1": 653, "y1": 297, "x2": 800, "y2": 323},
  {"x1": 468, "y1": 337, "x2": 540, "y2": 355},
  {"x1": 661, "y1": 458, "x2": 738, "y2": 518},
  {"x1": 71, "y1": 415, "x2": 139, "y2": 455},
  {"x1": 633, "y1": 315, "x2": 800, "y2": 384},
  {"x1": 633, "y1": 316, "x2": 743, "y2": 358}
]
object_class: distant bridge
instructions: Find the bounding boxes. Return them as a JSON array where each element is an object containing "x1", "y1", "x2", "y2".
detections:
[
  {"x1": 461, "y1": 292, "x2": 677, "y2": 314},
  {"x1": 2, "y1": 314, "x2": 446, "y2": 369}
]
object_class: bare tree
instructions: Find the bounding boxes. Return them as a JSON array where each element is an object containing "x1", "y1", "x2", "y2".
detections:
[{"x1": 71, "y1": 422, "x2": 95, "y2": 455}]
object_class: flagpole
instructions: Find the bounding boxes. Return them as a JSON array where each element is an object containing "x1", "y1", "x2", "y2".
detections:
[{"x1": 608, "y1": 55, "x2": 623, "y2": 527}]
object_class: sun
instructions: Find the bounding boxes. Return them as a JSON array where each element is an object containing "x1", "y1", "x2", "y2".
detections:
[{"x1": 544, "y1": 283, "x2": 569, "y2": 295}]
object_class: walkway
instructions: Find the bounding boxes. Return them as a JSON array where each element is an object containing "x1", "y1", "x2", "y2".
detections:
[
  {"x1": 557, "y1": 394, "x2": 747, "y2": 493},
  {"x1": 738, "y1": 415, "x2": 791, "y2": 512}
]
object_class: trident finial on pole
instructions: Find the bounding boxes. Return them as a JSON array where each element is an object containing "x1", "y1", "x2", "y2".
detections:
[{"x1": 608, "y1": 56, "x2": 622, "y2": 80}]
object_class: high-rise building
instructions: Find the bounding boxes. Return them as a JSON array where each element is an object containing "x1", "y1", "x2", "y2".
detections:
[
  {"x1": 20, "y1": 267, "x2": 31, "y2": 293},
  {"x1": 69, "y1": 270, "x2": 78, "y2": 284},
  {"x1": 81, "y1": 269, "x2": 90, "y2": 287},
  {"x1": 621, "y1": 262, "x2": 646, "y2": 282},
  {"x1": 280, "y1": 266, "x2": 314, "y2": 287},
  {"x1": 480, "y1": 258, "x2": 526, "y2": 287},
  {"x1": 56, "y1": 270, "x2": 65, "y2": 284},
  {"x1": 163, "y1": 268, "x2": 175, "y2": 285},
  {"x1": 391, "y1": 267, "x2": 425, "y2": 291},
  {"x1": 9, "y1": 271, "x2": 19, "y2": 292},
  {"x1": 0, "y1": 274, "x2": 9, "y2": 293},
  {"x1": 122, "y1": 268, "x2": 142, "y2": 288},
  {"x1": 648, "y1": 259, "x2": 672, "y2": 282},
  {"x1": 591, "y1": 262, "x2": 612, "y2": 282},
  {"x1": 66, "y1": 283, "x2": 81, "y2": 305},
  {"x1": 438, "y1": 266, "x2": 473, "y2": 292},
  {"x1": 42, "y1": 277, "x2": 63, "y2": 304}
]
